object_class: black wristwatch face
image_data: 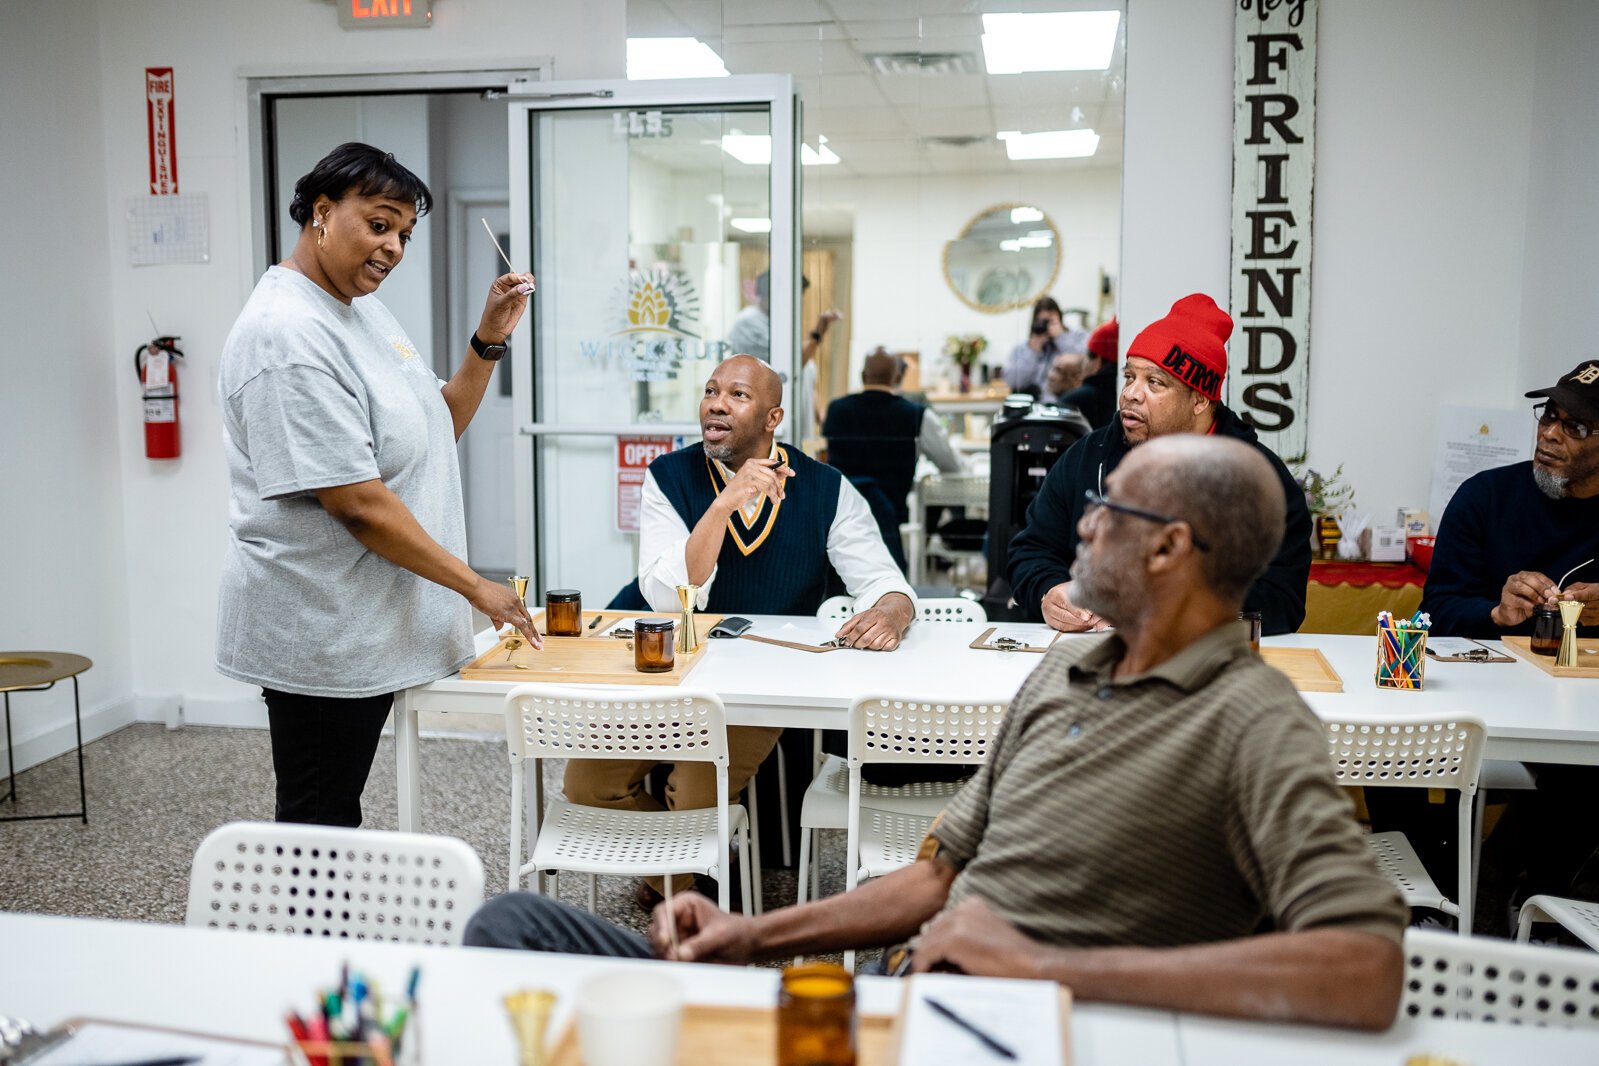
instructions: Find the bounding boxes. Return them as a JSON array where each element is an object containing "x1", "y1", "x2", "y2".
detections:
[{"x1": 471, "y1": 333, "x2": 508, "y2": 361}]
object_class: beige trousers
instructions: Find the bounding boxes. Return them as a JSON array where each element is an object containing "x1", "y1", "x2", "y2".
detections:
[{"x1": 561, "y1": 725, "x2": 783, "y2": 893}]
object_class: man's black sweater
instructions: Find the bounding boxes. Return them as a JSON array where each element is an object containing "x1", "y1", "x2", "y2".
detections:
[
  {"x1": 1005, "y1": 404, "x2": 1312, "y2": 635},
  {"x1": 1420, "y1": 462, "x2": 1599, "y2": 639}
]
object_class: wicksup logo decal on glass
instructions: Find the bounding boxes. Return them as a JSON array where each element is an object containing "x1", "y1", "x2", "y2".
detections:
[{"x1": 579, "y1": 267, "x2": 727, "y2": 381}]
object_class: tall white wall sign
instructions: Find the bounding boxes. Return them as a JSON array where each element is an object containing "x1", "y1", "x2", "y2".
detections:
[{"x1": 1228, "y1": 0, "x2": 1317, "y2": 462}]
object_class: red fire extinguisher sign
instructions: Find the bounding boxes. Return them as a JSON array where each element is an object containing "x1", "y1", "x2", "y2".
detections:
[{"x1": 137, "y1": 336, "x2": 183, "y2": 459}]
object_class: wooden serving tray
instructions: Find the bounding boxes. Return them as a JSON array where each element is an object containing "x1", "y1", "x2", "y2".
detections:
[
  {"x1": 1502, "y1": 635, "x2": 1599, "y2": 678},
  {"x1": 548, "y1": 1005, "x2": 897, "y2": 1066},
  {"x1": 1261, "y1": 646, "x2": 1344, "y2": 692},
  {"x1": 459, "y1": 610, "x2": 723, "y2": 685}
]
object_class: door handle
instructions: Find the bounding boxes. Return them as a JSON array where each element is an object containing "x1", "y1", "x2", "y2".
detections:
[{"x1": 518, "y1": 423, "x2": 699, "y2": 437}]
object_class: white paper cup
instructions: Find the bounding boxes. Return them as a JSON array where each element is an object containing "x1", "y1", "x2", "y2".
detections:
[{"x1": 576, "y1": 970, "x2": 683, "y2": 1066}]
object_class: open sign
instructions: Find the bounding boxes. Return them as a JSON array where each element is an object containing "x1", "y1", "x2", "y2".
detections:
[{"x1": 616, "y1": 435, "x2": 683, "y2": 534}]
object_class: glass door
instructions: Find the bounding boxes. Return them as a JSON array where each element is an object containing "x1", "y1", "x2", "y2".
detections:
[{"x1": 506, "y1": 76, "x2": 799, "y2": 597}]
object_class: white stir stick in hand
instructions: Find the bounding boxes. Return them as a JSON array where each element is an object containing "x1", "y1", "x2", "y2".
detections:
[
  {"x1": 663, "y1": 876, "x2": 680, "y2": 957},
  {"x1": 480, "y1": 217, "x2": 535, "y2": 294}
]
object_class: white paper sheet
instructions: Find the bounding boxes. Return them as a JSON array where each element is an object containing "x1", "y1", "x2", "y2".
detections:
[
  {"x1": 977, "y1": 624, "x2": 1063, "y2": 649},
  {"x1": 898, "y1": 973, "x2": 1066, "y2": 1066}
]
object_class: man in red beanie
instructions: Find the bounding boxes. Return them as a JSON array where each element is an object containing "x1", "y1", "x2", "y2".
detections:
[
  {"x1": 1006, "y1": 294, "x2": 1312, "y2": 635},
  {"x1": 1056, "y1": 317, "x2": 1120, "y2": 429}
]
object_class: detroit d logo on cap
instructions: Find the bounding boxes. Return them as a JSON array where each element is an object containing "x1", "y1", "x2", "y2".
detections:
[{"x1": 1574, "y1": 364, "x2": 1599, "y2": 386}]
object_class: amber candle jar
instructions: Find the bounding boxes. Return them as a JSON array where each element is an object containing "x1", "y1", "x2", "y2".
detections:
[
  {"x1": 634, "y1": 619, "x2": 675, "y2": 673},
  {"x1": 544, "y1": 589, "x2": 582, "y2": 636},
  {"x1": 777, "y1": 963, "x2": 856, "y2": 1066},
  {"x1": 1530, "y1": 604, "x2": 1561, "y2": 656}
]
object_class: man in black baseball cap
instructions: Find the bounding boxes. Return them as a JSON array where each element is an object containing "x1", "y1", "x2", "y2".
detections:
[{"x1": 1415, "y1": 360, "x2": 1599, "y2": 932}]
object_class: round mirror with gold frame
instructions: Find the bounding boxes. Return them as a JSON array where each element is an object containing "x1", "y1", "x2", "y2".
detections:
[{"x1": 943, "y1": 203, "x2": 1062, "y2": 314}]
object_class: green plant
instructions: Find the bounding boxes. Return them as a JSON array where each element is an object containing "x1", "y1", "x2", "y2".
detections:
[
  {"x1": 1293, "y1": 463, "x2": 1356, "y2": 516},
  {"x1": 943, "y1": 333, "x2": 988, "y2": 368}
]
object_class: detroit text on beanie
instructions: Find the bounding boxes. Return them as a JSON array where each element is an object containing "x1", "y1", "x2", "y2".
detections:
[
  {"x1": 1087, "y1": 318, "x2": 1119, "y2": 362},
  {"x1": 1125, "y1": 294, "x2": 1233, "y2": 402}
]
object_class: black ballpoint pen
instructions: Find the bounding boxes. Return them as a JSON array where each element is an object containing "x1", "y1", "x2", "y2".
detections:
[
  {"x1": 923, "y1": 996, "x2": 1018, "y2": 1060},
  {"x1": 57, "y1": 1057, "x2": 201, "y2": 1066}
]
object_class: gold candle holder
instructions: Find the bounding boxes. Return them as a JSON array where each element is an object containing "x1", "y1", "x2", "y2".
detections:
[
  {"x1": 504, "y1": 987, "x2": 557, "y2": 1066},
  {"x1": 675, "y1": 583, "x2": 700, "y2": 654},
  {"x1": 1556, "y1": 599, "x2": 1583, "y2": 668}
]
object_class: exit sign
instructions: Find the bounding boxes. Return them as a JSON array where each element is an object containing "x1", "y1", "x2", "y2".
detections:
[{"x1": 337, "y1": 1, "x2": 432, "y2": 29}]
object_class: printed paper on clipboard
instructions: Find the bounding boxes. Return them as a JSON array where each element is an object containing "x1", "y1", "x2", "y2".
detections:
[
  {"x1": 969, "y1": 625, "x2": 1063, "y2": 653},
  {"x1": 1425, "y1": 637, "x2": 1514, "y2": 663}
]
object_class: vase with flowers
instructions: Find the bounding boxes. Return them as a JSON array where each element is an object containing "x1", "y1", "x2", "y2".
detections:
[
  {"x1": 1293, "y1": 464, "x2": 1356, "y2": 560},
  {"x1": 943, "y1": 334, "x2": 988, "y2": 393}
]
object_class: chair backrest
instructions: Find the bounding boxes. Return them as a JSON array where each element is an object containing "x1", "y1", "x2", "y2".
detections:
[
  {"x1": 816, "y1": 596, "x2": 987, "y2": 623},
  {"x1": 847, "y1": 696, "x2": 1007, "y2": 767},
  {"x1": 1323, "y1": 713, "x2": 1487, "y2": 793},
  {"x1": 185, "y1": 821, "x2": 484, "y2": 945},
  {"x1": 916, "y1": 597, "x2": 987, "y2": 623},
  {"x1": 1402, "y1": 927, "x2": 1599, "y2": 1029},
  {"x1": 504, "y1": 685, "x2": 728, "y2": 767},
  {"x1": 817, "y1": 595, "x2": 855, "y2": 620}
]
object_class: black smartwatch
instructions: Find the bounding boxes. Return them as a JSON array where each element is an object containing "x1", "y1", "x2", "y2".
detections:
[
  {"x1": 809, "y1": 330, "x2": 823, "y2": 343},
  {"x1": 470, "y1": 331, "x2": 508, "y2": 361}
]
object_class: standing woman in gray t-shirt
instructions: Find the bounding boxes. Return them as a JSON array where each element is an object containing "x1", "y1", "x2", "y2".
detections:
[{"x1": 215, "y1": 142, "x2": 542, "y2": 827}]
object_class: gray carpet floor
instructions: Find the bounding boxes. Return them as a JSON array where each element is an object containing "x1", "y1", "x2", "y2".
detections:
[{"x1": 0, "y1": 723, "x2": 854, "y2": 962}]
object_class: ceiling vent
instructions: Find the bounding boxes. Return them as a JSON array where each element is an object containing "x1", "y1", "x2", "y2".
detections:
[{"x1": 864, "y1": 51, "x2": 979, "y2": 77}]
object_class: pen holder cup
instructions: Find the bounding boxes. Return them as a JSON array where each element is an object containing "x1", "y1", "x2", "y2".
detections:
[
  {"x1": 295, "y1": 1039, "x2": 397, "y2": 1066},
  {"x1": 1374, "y1": 626, "x2": 1427, "y2": 690}
]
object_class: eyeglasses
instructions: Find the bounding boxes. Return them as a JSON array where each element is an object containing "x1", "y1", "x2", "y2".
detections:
[
  {"x1": 1083, "y1": 490, "x2": 1211, "y2": 552},
  {"x1": 1535, "y1": 402, "x2": 1596, "y2": 441}
]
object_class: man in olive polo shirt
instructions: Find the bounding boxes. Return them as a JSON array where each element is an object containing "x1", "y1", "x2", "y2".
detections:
[{"x1": 467, "y1": 435, "x2": 1406, "y2": 1030}]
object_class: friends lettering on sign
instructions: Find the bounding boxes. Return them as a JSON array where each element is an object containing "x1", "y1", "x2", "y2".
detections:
[{"x1": 1233, "y1": 10, "x2": 1312, "y2": 438}]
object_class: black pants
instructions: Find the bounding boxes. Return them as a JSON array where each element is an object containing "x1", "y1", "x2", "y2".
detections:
[{"x1": 264, "y1": 688, "x2": 394, "y2": 828}]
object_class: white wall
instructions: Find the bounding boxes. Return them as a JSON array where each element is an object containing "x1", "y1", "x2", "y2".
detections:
[
  {"x1": 0, "y1": 1, "x2": 135, "y2": 768},
  {"x1": 1519, "y1": 0, "x2": 1599, "y2": 393},
  {"x1": 1125, "y1": 0, "x2": 1596, "y2": 522},
  {"x1": 815, "y1": 168, "x2": 1122, "y2": 388}
]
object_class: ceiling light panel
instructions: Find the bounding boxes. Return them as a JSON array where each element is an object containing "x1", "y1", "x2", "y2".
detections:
[
  {"x1": 996, "y1": 128, "x2": 1101, "y2": 160},
  {"x1": 626, "y1": 37, "x2": 730, "y2": 80},
  {"x1": 981, "y1": 11, "x2": 1121, "y2": 74}
]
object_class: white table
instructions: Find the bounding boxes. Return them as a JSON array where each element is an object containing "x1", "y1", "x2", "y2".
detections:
[
  {"x1": 6, "y1": 913, "x2": 1595, "y2": 1065},
  {"x1": 1271, "y1": 633, "x2": 1599, "y2": 767},
  {"x1": 1177, "y1": 1010, "x2": 1599, "y2": 1065},
  {"x1": 0, "y1": 912, "x2": 1180, "y2": 1066},
  {"x1": 395, "y1": 617, "x2": 1052, "y2": 832}
]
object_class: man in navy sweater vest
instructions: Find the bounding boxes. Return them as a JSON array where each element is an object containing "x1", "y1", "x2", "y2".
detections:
[
  {"x1": 564, "y1": 354, "x2": 916, "y2": 898},
  {"x1": 1415, "y1": 362, "x2": 1599, "y2": 928}
]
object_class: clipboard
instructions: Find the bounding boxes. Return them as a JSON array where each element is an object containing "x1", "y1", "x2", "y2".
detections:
[
  {"x1": 968, "y1": 627, "x2": 1063, "y2": 653},
  {"x1": 1425, "y1": 637, "x2": 1514, "y2": 663},
  {"x1": 739, "y1": 633, "x2": 848, "y2": 653},
  {"x1": 15, "y1": 1017, "x2": 296, "y2": 1065}
]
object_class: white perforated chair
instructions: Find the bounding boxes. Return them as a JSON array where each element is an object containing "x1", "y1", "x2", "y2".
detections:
[
  {"x1": 505, "y1": 685, "x2": 753, "y2": 915},
  {"x1": 1401, "y1": 926, "x2": 1599, "y2": 1028},
  {"x1": 1518, "y1": 896, "x2": 1599, "y2": 952},
  {"x1": 796, "y1": 597, "x2": 992, "y2": 904},
  {"x1": 1325, "y1": 714, "x2": 1487, "y2": 934},
  {"x1": 185, "y1": 821, "x2": 484, "y2": 945},
  {"x1": 831, "y1": 695, "x2": 1006, "y2": 969}
]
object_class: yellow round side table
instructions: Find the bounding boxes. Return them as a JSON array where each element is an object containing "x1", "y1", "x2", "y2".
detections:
[{"x1": 0, "y1": 651, "x2": 92, "y2": 824}]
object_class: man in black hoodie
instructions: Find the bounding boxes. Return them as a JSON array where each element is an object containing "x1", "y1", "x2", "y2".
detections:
[{"x1": 1006, "y1": 293, "x2": 1311, "y2": 636}]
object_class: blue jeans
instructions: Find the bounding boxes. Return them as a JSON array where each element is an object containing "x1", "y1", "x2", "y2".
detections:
[{"x1": 465, "y1": 892, "x2": 652, "y2": 958}]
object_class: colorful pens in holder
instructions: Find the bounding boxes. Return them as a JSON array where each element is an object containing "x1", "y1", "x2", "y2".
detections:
[
  {"x1": 289, "y1": 963, "x2": 419, "y2": 1066},
  {"x1": 1375, "y1": 610, "x2": 1430, "y2": 690}
]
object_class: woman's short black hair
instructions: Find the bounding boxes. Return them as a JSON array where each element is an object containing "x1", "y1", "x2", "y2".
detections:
[
  {"x1": 287, "y1": 142, "x2": 433, "y2": 227},
  {"x1": 1032, "y1": 295, "x2": 1063, "y2": 321}
]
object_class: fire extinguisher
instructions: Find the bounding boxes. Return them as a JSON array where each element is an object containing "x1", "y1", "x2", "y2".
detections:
[{"x1": 135, "y1": 335, "x2": 184, "y2": 459}]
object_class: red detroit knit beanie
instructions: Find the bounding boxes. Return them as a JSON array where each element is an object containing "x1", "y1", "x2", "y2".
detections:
[
  {"x1": 1125, "y1": 294, "x2": 1232, "y2": 402},
  {"x1": 1087, "y1": 318, "x2": 1118, "y2": 361}
]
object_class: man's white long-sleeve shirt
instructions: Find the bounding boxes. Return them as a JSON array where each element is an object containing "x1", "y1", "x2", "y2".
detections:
[{"x1": 637, "y1": 466, "x2": 915, "y2": 615}]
